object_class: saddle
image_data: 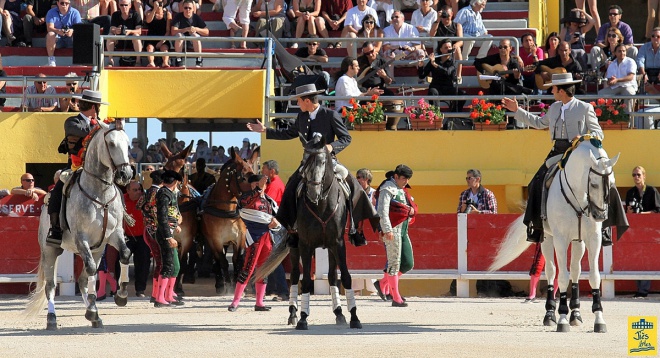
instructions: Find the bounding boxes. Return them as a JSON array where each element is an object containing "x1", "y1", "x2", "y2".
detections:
[{"x1": 60, "y1": 169, "x2": 81, "y2": 231}]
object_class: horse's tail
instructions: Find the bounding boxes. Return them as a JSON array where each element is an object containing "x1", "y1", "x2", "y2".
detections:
[
  {"x1": 24, "y1": 255, "x2": 47, "y2": 317},
  {"x1": 488, "y1": 215, "x2": 532, "y2": 272},
  {"x1": 253, "y1": 235, "x2": 290, "y2": 283}
]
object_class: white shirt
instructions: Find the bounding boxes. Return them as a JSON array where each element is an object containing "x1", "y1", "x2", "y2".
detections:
[
  {"x1": 335, "y1": 74, "x2": 360, "y2": 112},
  {"x1": 605, "y1": 56, "x2": 638, "y2": 91},
  {"x1": 309, "y1": 103, "x2": 321, "y2": 120},
  {"x1": 411, "y1": 8, "x2": 437, "y2": 34},
  {"x1": 383, "y1": 22, "x2": 420, "y2": 48},
  {"x1": 345, "y1": 6, "x2": 379, "y2": 31}
]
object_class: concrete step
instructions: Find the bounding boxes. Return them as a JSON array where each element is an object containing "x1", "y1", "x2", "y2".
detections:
[{"x1": 483, "y1": 19, "x2": 528, "y2": 29}]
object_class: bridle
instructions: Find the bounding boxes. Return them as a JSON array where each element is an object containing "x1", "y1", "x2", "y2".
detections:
[{"x1": 301, "y1": 145, "x2": 340, "y2": 235}]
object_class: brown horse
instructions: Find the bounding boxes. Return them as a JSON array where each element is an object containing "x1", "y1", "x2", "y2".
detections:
[{"x1": 201, "y1": 146, "x2": 259, "y2": 293}]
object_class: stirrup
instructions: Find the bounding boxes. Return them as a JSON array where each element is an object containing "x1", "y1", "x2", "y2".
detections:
[
  {"x1": 526, "y1": 226, "x2": 542, "y2": 243},
  {"x1": 46, "y1": 228, "x2": 63, "y2": 247},
  {"x1": 601, "y1": 227, "x2": 613, "y2": 247}
]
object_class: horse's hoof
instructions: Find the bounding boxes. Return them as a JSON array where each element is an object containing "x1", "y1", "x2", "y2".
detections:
[
  {"x1": 556, "y1": 323, "x2": 570, "y2": 332},
  {"x1": 336, "y1": 314, "x2": 347, "y2": 325},
  {"x1": 117, "y1": 282, "x2": 129, "y2": 298},
  {"x1": 295, "y1": 320, "x2": 308, "y2": 330},
  {"x1": 288, "y1": 316, "x2": 298, "y2": 326},
  {"x1": 543, "y1": 312, "x2": 557, "y2": 326},
  {"x1": 114, "y1": 294, "x2": 128, "y2": 307},
  {"x1": 569, "y1": 311, "x2": 583, "y2": 326},
  {"x1": 85, "y1": 309, "x2": 99, "y2": 322},
  {"x1": 215, "y1": 286, "x2": 227, "y2": 295},
  {"x1": 350, "y1": 320, "x2": 362, "y2": 329},
  {"x1": 46, "y1": 313, "x2": 57, "y2": 331},
  {"x1": 594, "y1": 323, "x2": 607, "y2": 333},
  {"x1": 91, "y1": 319, "x2": 104, "y2": 329}
]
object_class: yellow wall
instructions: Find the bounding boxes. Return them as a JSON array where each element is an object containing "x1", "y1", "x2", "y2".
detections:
[
  {"x1": 260, "y1": 130, "x2": 660, "y2": 214},
  {"x1": 105, "y1": 70, "x2": 266, "y2": 119},
  {"x1": 0, "y1": 113, "x2": 68, "y2": 189}
]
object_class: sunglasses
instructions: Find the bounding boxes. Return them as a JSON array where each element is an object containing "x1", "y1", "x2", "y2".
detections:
[
  {"x1": 119, "y1": 3, "x2": 130, "y2": 6},
  {"x1": 183, "y1": 6, "x2": 193, "y2": 9},
  {"x1": 653, "y1": 35, "x2": 660, "y2": 38},
  {"x1": 59, "y1": 2, "x2": 69, "y2": 5},
  {"x1": 607, "y1": 33, "x2": 618, "y2": 38},
  {"x1": 632, "y1": 173, "x2": 642, "y2": 177},
  {"x1": 66, "y1": 83, "x2": 77, "y2": 86},
  {"x1": 466, "y1": 177, "x2": 475, "y2": 181},
  {"x1": 308, "y1": 42, "x2": 318, "y2": 46},
  {"x1": 364, "y1": 21, "x2": 374, "y2": 24},
  {"x1": 22, "y1": 179, "x2": 35, "y2": 182},
  {"x1": 391, "y1": 16, "x2": 400, "y2": 19},
  {"x1": 498, "y1": 45, "x2": 509, "y2": 49},
  {"x1": 35, "y1": 81, "x2": 46, "y2": 84},
  {"x1": 609, "y1": 12, "x2": 619, "y2": 16},
  {"x1": 363, "y1": 49, "x2": 375, "y2": 55}
]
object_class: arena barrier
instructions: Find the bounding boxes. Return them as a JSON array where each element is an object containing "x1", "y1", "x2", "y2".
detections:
[{"x1": 316, "y1": 213, "x2": 660, "y2": 299}]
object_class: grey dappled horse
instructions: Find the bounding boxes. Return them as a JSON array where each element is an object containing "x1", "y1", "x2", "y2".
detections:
[
  {"x1": 490, "y1": 137, "x2": 619, "y2": 333},
  {"x1": 25, "y1": 119, "x2": 133, "y2": 330},
  {"x1": 256, "y1": 133, "x2": 361, "y2": 330}
]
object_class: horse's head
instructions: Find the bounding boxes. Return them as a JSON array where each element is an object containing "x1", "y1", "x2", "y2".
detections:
[
  {"x1": 575, "y1": 138, "x2": 620, "y2": 221},
  {"x1": 96, "y1": 119, "x2": 133, "y2": 186},
  {"x1": 164, "y1": 140, "x2": 194, "y2": 173},
  {"x1": 214, "y1": 147, "x2": 255, "y2": 200},
  {"x1": 301, "y1": 133, "x2": 332, "y2": 205}
]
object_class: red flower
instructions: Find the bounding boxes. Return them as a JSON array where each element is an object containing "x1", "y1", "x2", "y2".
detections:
[
  {"x1": 606, "y1": 119, "x2": 613, "y2": 124},
  {"x1": 595, "y1": 108, "x2": 602, "y2": 116},
  {"x1": 472, "y1": 98, "x2": 479, "y2": 105},
  {"x1": 590, "y1": 101, "x2": 596, "y2": 106},
  {"x1": 606, "y1": 98, "x2": 613, "y2": 106},
  {"x1": 470, "y1": 112, "x2": 478, "y2": 119},
  {"x1": 485, "y1": 120, "x2": 491, "y2": 125},
  {"x1": 612, "y1": 110, "x2": 619, "y2": 115},
  {"x1": 478, "y1": 91, "x2": 484, "y2": 96},
  {"x1": 597, "y1": 98, "x2": 606, "y2": 105},
  {"x1": 371, "y1": 94, "x2": 379, "y2": 101},
  {"x1": 341, "y1": 107, "x2": 347, "y2": 117},
  {"x1": 348, "y1": 114, "x2": 355, "y2": 123},
  {"x1": 369, "y1": 107, "x2": 375, "y2": 113}
]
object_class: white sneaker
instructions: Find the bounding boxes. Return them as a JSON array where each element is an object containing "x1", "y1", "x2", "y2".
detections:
[
  {"x1": 291, "y1": 42, "x2": 298, "y2": 49},
  {"x1": 48, "y1": 56, "x2": 56, "y2": 67}
]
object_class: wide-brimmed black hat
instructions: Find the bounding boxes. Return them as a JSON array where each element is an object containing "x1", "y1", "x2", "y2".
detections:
[
  {"x1": 291, "y1": 84, "x2": 324, "y2": 98},
  {"x1": 161, "y1": 169, "x2": 183, "y2": 182},
  {"x1": 74, "y1": 89, "x2": 109, "y2": 105},
  {"x1": 561, "y1": 10, "x2": 587, "y2": 25}
]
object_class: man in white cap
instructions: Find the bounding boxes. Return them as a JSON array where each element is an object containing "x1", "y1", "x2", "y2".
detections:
[
  {"x1": 501, "y1": 73, "x2": 610, "y2": 244},
  {"x1": 247, "y1": 83, "x2": 378, "y2": 246},
  {"x1": 238, "y1": 137, "x2": 251, "y2": 159},
  {"x1": 46, "y1": 89, "x2": 109, "y2": 247}
]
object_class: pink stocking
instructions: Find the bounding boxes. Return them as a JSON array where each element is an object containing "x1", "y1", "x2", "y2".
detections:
[
  {"x1": 255, "y1": 281, "x2": 267, "y2": 307},
  {"x1": 165, "y1": 276, "x2": 176, "y2": 302},
  {"x1": 231, "y1": 281, "x2": 248, "y2": 308},
  {"x1": 97, "y1": 271, "x2": 107, "y2": 297},
  {"x1": 380, "y1": 273, "x2": 390, "y2": 295},
  {"x1": 155, "y1": 276, "x2": 169, "y2": 304},
  {"x1": 108, "y1": 272, "x2": 117, "y2": 293},
  {"x1": 529, "y1": 275, "x2": 540, "y2": 299},
  {"x1": 388, "y1": 274, "x2": 404, "y2": 304}
]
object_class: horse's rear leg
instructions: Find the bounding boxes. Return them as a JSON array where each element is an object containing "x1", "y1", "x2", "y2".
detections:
[
  {"x1": 586, "y1": 235, "x2": 606, "y2": 333},
  {"x1": 288, "y1": 248, "x2": 300, "y2": 326},
  {"x1": 569, "y1": 241, "x2": 585, "y2": 326},
  {"x1": 337, "y1": 246, "x2": 361, "y2": 329}
]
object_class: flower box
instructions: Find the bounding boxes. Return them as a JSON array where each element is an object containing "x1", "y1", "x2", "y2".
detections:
[{"x1": 474, "y1": 123, "x2": 507, "y2": 131}]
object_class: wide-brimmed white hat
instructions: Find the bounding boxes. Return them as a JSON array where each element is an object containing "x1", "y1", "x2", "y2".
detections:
[
  {"x1": 74, "y1": 89, "x2": 109, "y2": 105},
  {"x1": 546, "y1": 73, "x2": 582, "y2": 86},
  {"x1": 291, "y1": 84, "x2": 324, "y2": 98}
]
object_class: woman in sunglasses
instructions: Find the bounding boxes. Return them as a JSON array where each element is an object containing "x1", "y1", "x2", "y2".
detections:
[
  {"x1": 357, "y1": 14, "x2": 383, "y2": 53},
  {"x1": 588, "y1": 27, "x2": 623, "y2": 73}
]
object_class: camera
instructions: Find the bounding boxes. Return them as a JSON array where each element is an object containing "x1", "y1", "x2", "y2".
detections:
[
  {"x1": 440, "y1": 11, "x2": 449, "y2": 19},
  {"x1": 465, "y1": 199, "x2": 476, "y2": 214},
  {"x1": 61, "y1": 25, "x2": 69, "y2": 32},
  {"x1": 628, "y1": 198, "x2": 642, "y2": 213},
  {"x1": 573, "y1": 32, "x2": 580, "y2": 38},
  {"x1": 120, "y1": 25, "x2": 127, "y2": 35}
]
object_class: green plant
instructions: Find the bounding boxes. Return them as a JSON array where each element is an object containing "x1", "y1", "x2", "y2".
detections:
[
  {"x1": 469, "y1": 95, "x2": 506, "y2": 124},
  {"x1": 590, "y1": 98, "x2": 628, "y2": 124},
  {"x1": 341, "y1": 95, "x2": 384, "y2": 125}
]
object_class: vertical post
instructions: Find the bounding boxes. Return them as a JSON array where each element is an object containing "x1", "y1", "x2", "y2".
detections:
[
  {"x1": 265, "y1": 37, "x2": 272, "y2": 127},
  {"x1": 57, "y1": 250, "x2": 75, "y2": 296},
  {"x1": 457, "y1": 213, "x2": 469, "y2": 298},
  {"x1": 601, "y1": 245, "x2": 615, "y2": 299},
  {"x1": 314, "y1": 248, "x2": 330, "y2": 294}
]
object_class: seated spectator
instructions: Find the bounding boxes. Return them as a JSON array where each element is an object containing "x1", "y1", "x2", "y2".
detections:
[
  {"x1": 130, "y1": 137, "x2": 145, "y2": 163},
  {"x1": 222, "y1": 0, "x2": 251, "y2": 49},
  {"x1": 368, "y1": 0, "x2": 393, "y2": 28},
  {"x1": 0, "y1": 54, "x2": 6, "y2": 109},
  {"x1": 0, "y1": 0, "x2": 26, "y2": 46},
  {"x1": 317, "y1": 0, "x2": 352, "y2": 47},
  {"x1": 106, "y1": 0, "x2": 143, "y2": 67},
  {"x1": 599, "y1": 43, "x2": 637, "y2": 125},
  {"x1": 333, "y1": 56, "x2": 383, "y2": 112},
  {"x1": 454, "y1": 0, "x2": 491, "y2": 60},
  {"x1": 144, "y1": 144, "x2": 163, "y2": 163},
  {"x1": 535, "y1": 41, "x2": 583, "y2": 94},
  {"x1": 456, "y1": 168, "x2": 496, "y2": 214},
  {"x1": 637, "y1": 27, "x2": 660, "y2": 94},
  {"x1": 418, "y1": 38, "x2": 465, "y2": 111},
  {"x1": 341, "y1": 0, "x2": 379, "y2": 53},
  {"x1": 590, "y1": 5, "x2": 637, "y2": 68},
  {"x1": 544, "y1": 31, "x2": 560, "y2": 59},
  {"x1": 411, "y1": 0, "x2": 437, "y2": 47},
  {"x1": 46, "y1": 0, "x2": 82, "y2": 67},
  {"x1": 172, "y1": 0, "x2": 209, "y2": 66},
  {"x1": 72, "y1": 0, "x2": 112, "y2": 37},
  {"x1": 382, "y1": 10, "x2": 426, "y2": 60},
  {"x1": 294, "y1": 35, "x2": 331, "y2": 86},
  {"x1": 238, "y1": 138, "x2": 251, "y2": 159},
  {"x1": 589, "y1": 27, "x2": 623, "y2": 72},
  {"x1": 559, "y1": 8, "x2": 594, "y2": 70},
  {"x1": 23, "y1": 0, "x2": 55, "y2": 47},
  {"x1": 144, "y1": 0, "x2": 172, "y2": 67},
  {"x1": 22, "y1": 73, "x2": 58, "y2": 112},
  {"x1": 430, "y1": 4, "x2": 463, "y2": 78},
  {"x1": 211, "y1": 145, "x2": 229, "y2": 164},
  {"x1": 251, "y1": 0, "x2": 287, "y2": 40},
  {"x1": 291, "y1": 0, "x2": 321, "y2": 48},
  {"x1": 356, "y1": 14, "x2": 383, "y2": 53},
  {"x1": 59, "y1": 72, "x2": 82, "y2": 112},
  {"x1": 11, "y1": 173, "x2": 47, "y2": 201},
  {"x1": 172, "y1": 0, "x2": 202, "y2": 15},
  {"x1": 192, "y1": 139, "x2": 211, "y2": 162},
  {"x1": 358, "y1": 41, "x2": 394, "y2": 95},
  {"x1": 474, "y1": 38, "x2": 528, "y2": 96},
  {"x1": 519, "y1": 33, "x2": 543, "y2": 95}
]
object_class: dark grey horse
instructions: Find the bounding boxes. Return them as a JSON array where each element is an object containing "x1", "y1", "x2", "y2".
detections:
[
  {"x1": 25, "y1": 119, "x2": 133, "y2": 330},
  {"x1": 256, "y1": 133, "x2": 361, "y2": 330}
]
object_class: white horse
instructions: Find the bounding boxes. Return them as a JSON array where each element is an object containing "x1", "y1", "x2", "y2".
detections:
[
  {"x1": 490, "y1": 137, "x2": 619, "y2": 333},
  {"x1": 25, "y1": 119, "x2": 133, "y2": 330}
]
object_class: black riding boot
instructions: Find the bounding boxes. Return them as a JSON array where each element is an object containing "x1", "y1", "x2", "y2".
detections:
[
  {"x1": 46, "y1": 212, "x2": 63, "y2": 247},
  {"x1": 347, "y1": 199, "x2": 367, "y2": 247},
  {"x1": 601, "y1": 226, "x2": 613, "y2": 247}
]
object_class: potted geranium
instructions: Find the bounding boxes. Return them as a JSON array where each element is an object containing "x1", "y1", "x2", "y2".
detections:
[
  {"x1": 590, "y1": 98, "x2": 629, "y2": 129},
  {"x1": 404, "y1": 98, "x2": 442, "y2": 130},
  {"x1": 342, "y1": 95, "x2": 385, "y2": 130},
  {"x1": 469, "y1": 93, "x2": 506, "y2": 130}
]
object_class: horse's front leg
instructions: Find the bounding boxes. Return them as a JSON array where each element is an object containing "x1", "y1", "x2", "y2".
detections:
[
  {"x1": 296, "y1": 245, "x2": 314, "y2": 330},
  {"x1": 44, "y1": 246, "x2": 64, "y2": 330},
  {"x1": 540, "y1": 238, "x2": 557, "y2": 327},
  {"x1": 327, "y1": 249, "x2": 346, "y2": 326},
  {"x1": 288, "y1": 247, "x2": 300, "y2": 326},
  {"x1": 110, "y1": 229, "x2": 130, "y2": 307},
  {"x1": 336, "y1": 242, "x2": 361, "y2": 329},
  {"x1": 75, "y1": 238, "x2": 103, "y2": 328},
  {"x1": 586, "y1": 230, "x2": 607, "y2": 333},
  {"x1": 552, "y1": 236, "x2": 571, "y2": 332},
  {"x1": 569, "y1": 240, "x2": 586, "y2": 327}
]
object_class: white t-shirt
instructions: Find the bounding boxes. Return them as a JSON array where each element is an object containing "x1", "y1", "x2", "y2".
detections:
[
  {"x1": 335, "y1": 74, "x2": 361, "y2": 112},
  {"x1": 383, "y1": 23, "x2": 421, "y2": 48},
  {"x1": 345, "y1": 6, "x2": 380, "y2": 31},
  {"x1": 411, "y1": 8, "x2": 437, "y2": 34},
  {"x1": 605, "y1": 56, "x2": 638, "y2": 91}
]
